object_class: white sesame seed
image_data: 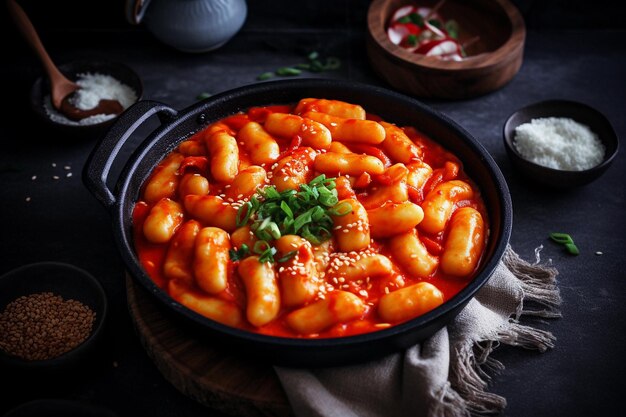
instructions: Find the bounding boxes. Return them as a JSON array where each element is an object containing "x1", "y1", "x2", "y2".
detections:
[
  {"x1": 66, "y1": 172, "x2": 72, "y2": 178},
  {"x1": 31, "y1": 175, "x2": 37, "y2": 180},
  {"x1": 51, "y1": 163, "x2": 57, "y2": 167},
  {"x1": 64, "y1": 165, "x2": 71, "y2": 170},
  {"x1": 52, "y1": 175, "x2": 59, "y2": 180},
  {"x1": 25, "y1": 197, "x2": 31, "y2": 202},
  {"x1": 595, "y1": 251, "x2": 603, "y2": 255}
]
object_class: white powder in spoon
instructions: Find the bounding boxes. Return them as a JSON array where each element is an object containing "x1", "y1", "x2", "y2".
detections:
[{"x1": 43, "y1": 72, "x2": 138, "y2": 126}]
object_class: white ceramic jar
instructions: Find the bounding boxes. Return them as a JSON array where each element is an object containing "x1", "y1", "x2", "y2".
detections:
[{"x1": 126, "y1": 0, "x2": 247, "y2": 53}]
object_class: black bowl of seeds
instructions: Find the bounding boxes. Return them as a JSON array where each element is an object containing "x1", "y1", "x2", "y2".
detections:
[{"x1": 0, "y1": 262, "x2": 107, "y2": 372}]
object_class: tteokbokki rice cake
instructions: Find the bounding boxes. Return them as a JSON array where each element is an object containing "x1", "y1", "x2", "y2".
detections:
[{"x1": 133, "y1": 98, "x2": 487, "y2": 338}]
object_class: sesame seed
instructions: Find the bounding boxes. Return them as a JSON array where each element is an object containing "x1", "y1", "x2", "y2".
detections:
[
  {"x1": 64, "y1": 165, "x2": 71, "y2": 170},
  {"x1": 52, "y1": 175, "x2": 59, "y2": 180},
  {"x1": 595, "y1": 251, "x2": 603, "y2": 255},
  {"x1": 31, "y1": 175, "x2": 37, "y2": 180},
  {"x1": 25, "y1": 197, "x2": 31, "y2": 202},
  {"x1": 51, "y1": 163, "x2": 57, "y2": 167},
  {"x1": 66, "y1": 173, "x2": 72, "y2": 178}
]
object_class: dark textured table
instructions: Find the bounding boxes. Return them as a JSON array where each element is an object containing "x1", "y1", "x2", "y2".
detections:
[{"x1": 1, "y1": 1, "x2": 625, "y2": 416}]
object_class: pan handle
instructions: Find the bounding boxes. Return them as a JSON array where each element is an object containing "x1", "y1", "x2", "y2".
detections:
[{"x1": 83, "y1": 100, "x2": 178, "y2": 211}]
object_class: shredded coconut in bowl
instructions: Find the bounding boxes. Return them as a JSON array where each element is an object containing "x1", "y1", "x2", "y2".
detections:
[
  {"x1": 43, "y1": 73, "x2": 138, "y2": 126},
  {"x1": 513, "y1": 117, "x2": 605, "y2": 171}
]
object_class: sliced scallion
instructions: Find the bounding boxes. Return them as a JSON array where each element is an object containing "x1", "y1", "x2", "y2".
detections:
[{"x1": 549, "y1": 232, "x2": 579, "y2": 256}]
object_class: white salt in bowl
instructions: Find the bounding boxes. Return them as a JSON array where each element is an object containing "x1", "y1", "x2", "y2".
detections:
[
  {"x1": 503, "y1": 100, "x2": 619, "y2": 187},
  {"x1": 30, "y1": 61, "x2": 143, "y2": 140}
]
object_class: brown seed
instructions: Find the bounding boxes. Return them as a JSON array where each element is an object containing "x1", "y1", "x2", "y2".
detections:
[{"x1": 0, "y1": 292, "x2": 95, "y2": 361}]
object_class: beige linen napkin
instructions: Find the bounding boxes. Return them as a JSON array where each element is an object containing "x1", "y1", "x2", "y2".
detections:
[{"x1": 275, "y1": 246, "x2": 560, "y2": 417}]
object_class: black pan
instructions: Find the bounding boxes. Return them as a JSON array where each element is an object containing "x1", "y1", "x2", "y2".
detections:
[{"x1": 83, "y1": 79, "x2": 512, "y2": 367}]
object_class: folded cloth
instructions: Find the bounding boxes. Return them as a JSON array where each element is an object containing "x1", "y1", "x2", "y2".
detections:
[{"x1": 275, "y1": 246, "x2": 561, "y2": 417}]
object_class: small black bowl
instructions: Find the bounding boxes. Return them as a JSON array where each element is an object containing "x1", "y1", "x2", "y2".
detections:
[
  {"x1": 503, "y1": 100, "x2": 619, "y2": 187},
  {"x1": 0, "y1": 262, "x2": 108, "y2": 372},
  {"x1": 30, "y1": 60, "x2": 143, "y2": 141}
]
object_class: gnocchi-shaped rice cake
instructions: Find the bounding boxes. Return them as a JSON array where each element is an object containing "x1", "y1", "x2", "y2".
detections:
[{"x1": 133, "y1": 98, "x2": 488, "y2": 338}]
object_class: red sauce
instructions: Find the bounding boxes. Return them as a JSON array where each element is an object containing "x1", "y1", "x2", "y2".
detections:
[{"x1": 133, "y1": 100, "x2": 489, "y2": 338}]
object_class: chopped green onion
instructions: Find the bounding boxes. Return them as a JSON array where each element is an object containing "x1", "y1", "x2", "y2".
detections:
[
  {"x1": 319, "y1": 189, "x2": 338, "y2": 207},
  {"x1": 407, "y1": 34, "x2": 418, "y2": 47},
  {"x1": 565, "y1": 243, "x2": 580, "y2": 255},
  {"x1": 266, "y1": 222, "x2": 282, "y2": 239},
  {"x1": 263, "y1": 186, "x2": 281, "y2": 199},
  {"x1": 236, "y1": 202, "x2": 253, "y2": 227},
  {"x1": 409, "y1": 13, "x2": 424, "y2": 26},
  {"x1": 236, "y1": 176, "x2": 352, "y2": 262},
  {"x1": 308, "y1": 51, "x2": 319, "y2": 61},
  {"x1": 295, "y1": 63, "x2": 311, "y2": 70},
  {"x1": 253, "y1": 240, "x2": 271, "y2": 254},
  {"x1": 428, "y1": 19, "x2": 442, "y2": 29},
  {"x1": 324, "y1": 57, "x2": 341, "y2": 70},
  {"x1": 397, "y1": 16, "x2": 411, "y2": 24},
  {"x1": 310, "y1": 60, "x2": 325, "y2": 72},
  {"x1": 549, "y1": 232, "x2": 574, "y2": 244},
  {"x1": 445, "y1": 20, "x2": 459, "y2": 39},
  {"x1": 196, "y1": 92, "x2": 212, "y2": 100},
  {"x1": 281, "y1": 200, "x2": 294, "y2": 218},
  {"x1": 309, "y1": 174, "x2": 327, "y2": 186},
  {"x1": 276, "y1": 67, "x2": 302, "y2": 76},
  {"x1": 277, "y1": 250, "x2": 298, "y2": 263},
  {"x1": 328, "y1": 201, "x2": 352, "y2": 216},
  {"x1": 229, "y1": 244, "x2": 250, "y2": 261},
  {"x1": 259, "y1": 247, "x2": 277, "y2": 263},
  {"x1": 257, "y1": 72, "x2": 274, "y2": 81},
  {"x1": 549, "y1": 232, "x2": 579, "y2": 256},
  {"x1": 301, "y1": 225, "x2": 322, "y2": 245},
  {"x1": 294, "y1": 210, "x2": 313, "y2": 232}
]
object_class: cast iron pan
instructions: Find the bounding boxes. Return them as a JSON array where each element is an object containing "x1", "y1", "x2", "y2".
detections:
[{"x1": 83, "y1": 79, "x2": 512, "y2": 367}]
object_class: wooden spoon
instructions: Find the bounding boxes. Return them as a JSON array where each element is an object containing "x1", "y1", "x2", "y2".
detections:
[{"x1": 7, "y1": 0, "x2": 123, "y2": 121}]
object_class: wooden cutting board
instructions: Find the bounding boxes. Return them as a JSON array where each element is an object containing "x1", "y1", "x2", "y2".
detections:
[{"x1": 125, "y1": 276, "x2": 292, "y2": 417}]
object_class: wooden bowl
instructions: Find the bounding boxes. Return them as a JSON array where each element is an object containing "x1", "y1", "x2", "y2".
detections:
[{"x1": 367, "y1": 0, "x2": 526, "y2": 99}]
